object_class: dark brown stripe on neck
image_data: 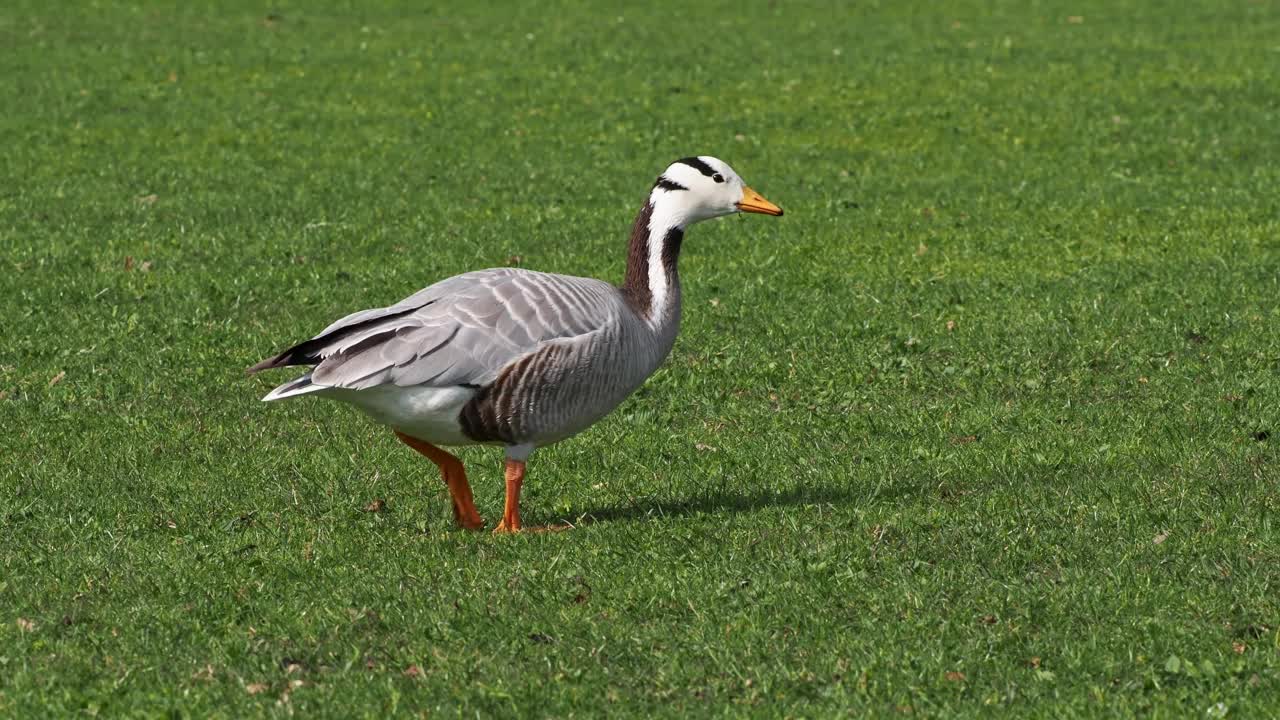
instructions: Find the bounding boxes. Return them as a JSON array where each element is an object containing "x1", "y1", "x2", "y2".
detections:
[
  {"x1": 660, "y1": 227, "x2": 684, "y2": 279},
  {"x1": 620, "y1": 200, "x2": 654, "y2": 317},
  {"x1": 620, "y1": 200, "x2": 685, "y2": 319}
]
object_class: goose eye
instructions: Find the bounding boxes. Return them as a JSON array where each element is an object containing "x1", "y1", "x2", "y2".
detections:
[{"x1": 712, "y1": 173, "x2": 725, "y2": 184}]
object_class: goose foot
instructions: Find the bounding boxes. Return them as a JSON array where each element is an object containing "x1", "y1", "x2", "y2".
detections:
[{"x1": 455, "y1": 511, "x2": 486, "y2": 532}]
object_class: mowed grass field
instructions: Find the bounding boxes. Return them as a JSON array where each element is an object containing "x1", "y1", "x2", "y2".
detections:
[{"x1": 3, "y1": 0, "x2": 1279, "y2": 716}]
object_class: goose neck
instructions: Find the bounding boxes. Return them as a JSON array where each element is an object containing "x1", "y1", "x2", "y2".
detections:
[{"x1": 621, "y1": 195, "x2": 685, "y2": 328}]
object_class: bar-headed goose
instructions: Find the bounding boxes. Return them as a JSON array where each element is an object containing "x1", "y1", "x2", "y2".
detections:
[{"x1": 249, "y1": 156, "x2": 782, "y2": 532}]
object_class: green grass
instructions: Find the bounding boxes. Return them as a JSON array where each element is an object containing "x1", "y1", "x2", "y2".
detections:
[{"x1": 3, "y1": 0, "x2": 1279, "y2": 716}]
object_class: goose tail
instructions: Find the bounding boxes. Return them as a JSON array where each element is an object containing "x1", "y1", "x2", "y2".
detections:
[{"x1": 261, "y1": 374, "x2": 325, "y2": 402}]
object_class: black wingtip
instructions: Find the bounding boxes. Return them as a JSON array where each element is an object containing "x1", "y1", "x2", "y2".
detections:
[{"x1": 246, "y1": 355, "x2": 285, "y2": 375}]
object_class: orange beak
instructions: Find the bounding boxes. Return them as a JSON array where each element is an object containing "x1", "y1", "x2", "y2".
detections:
[{"x1": 737, "y1": 186, "x2": 783, "y2": 216}]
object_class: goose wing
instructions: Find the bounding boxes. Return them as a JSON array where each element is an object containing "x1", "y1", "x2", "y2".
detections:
[{"x1": 250, "y1": 268, "x2": 620, "y2": 391}]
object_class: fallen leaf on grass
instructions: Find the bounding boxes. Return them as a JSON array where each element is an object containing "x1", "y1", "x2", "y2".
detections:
[
  {"x1": 946, "y1": 319, "x2": 956, "y2": 332},
  {"x1": 1233, "y1": 642, "x2": 1246, "y2": 654},
  {"x1": 1153, "y1": 530, "x2": 1170, "y2": 545},
  {"x1": 505, "y1": 255, "x2": 523, "y2": 266},
  {"x1": 944, "y1": 671, "x2": 966, "y2": 682},
  {"x1": 350, "y1": 608, "x2": 382, "y2": 626},
  {"x1": 17, "y1": 618, "x2": 35, "y2": 632},
  {"x1": 403, "y1": 665, "x2": 422, "y2": 678},
  {"x1": 362, "y1": 498, "x2": 386, "y2": 513},
  {"x1": 694, "y1": 443, "x2": 717, "y2": 452},
  {"x1": 950, "y1": 435, "x2": 978, "y2": 445},
  {"x1": 1067, "y1": 15, "x2": 1084, "y2": 24},
  {"x1": 571, "y1": 575, "x2": 592, "y2": 604},
  {"x1": 124, "y1": 256, "x2": 134, "y2": 271},
  {"x1": 48, "y1": 371, "x2": 66, "y2": 387},
  {"x1": 1028, "y1": 656, "x2": 1042, "y2": 669},
  {"x1": 192, "y1": 664, "x2": 215, "y2": 682},
  {"x1": 136, "y1": 194, "x2": 158, "y2": 206},
  {"x1": 275, "y1": 688, "x2": 299, "y2": 708},
  {"x1": 245, "y1": 682, "x2": 269, "y2": 695}
]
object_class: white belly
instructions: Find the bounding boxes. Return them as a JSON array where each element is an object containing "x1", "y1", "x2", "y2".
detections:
[{"x1": 322, "y1": 385, "x2": 479, "y2": 446}]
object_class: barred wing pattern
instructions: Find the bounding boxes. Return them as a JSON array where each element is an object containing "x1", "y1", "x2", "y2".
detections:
[{"x1": 255, "y1": 268, "x2": 624, "y2": 392}]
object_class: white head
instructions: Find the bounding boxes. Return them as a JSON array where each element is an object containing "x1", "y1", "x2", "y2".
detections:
[
  {"x1": 621, "y1": 156, "x2": 782, "y2": 324},
  {"x1": 648, "y1": 156, "x2": 783, "y2": 226}
]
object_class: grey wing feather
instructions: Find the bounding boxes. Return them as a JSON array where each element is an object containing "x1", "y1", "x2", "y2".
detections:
[{"x1": 301, "y1": 268, "x2": 620, "y2": 391}]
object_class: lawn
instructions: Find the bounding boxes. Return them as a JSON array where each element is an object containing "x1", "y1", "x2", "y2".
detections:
[{"x1": 2, "y1": 0, "x2": 1279, "y2": 716}]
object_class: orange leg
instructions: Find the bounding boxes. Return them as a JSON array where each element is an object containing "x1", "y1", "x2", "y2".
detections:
[
  {"x1": 394, "y1": 432, "x2": 484, "y2": 531},
  {"x1": 492, "y1": 459, "x2": 573, "y2": 534},
  {"x1": 493, "y1": 459, "x2": 525, "y2": 534}
]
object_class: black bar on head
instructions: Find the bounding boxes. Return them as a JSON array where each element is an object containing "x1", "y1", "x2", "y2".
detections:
[
  {"x1": 675, "y1": 157, "x2": 716, "y2": 177},
  {"x1": 654, "y1": 176, "x2": 689, "y2": 192}
]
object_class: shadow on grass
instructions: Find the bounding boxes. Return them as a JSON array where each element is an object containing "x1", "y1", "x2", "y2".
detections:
[{"x1": 563, "y1": 483, "x2": 863, "y2": 526}]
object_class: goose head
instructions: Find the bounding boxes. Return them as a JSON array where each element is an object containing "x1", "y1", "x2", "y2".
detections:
[{"x1": 651, "y1": 156, "x2": 783, "y2": 225}]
